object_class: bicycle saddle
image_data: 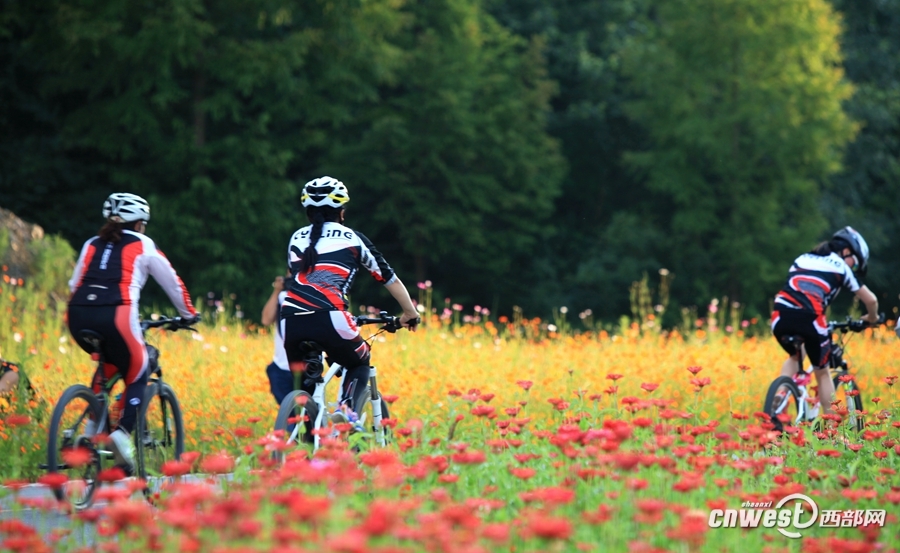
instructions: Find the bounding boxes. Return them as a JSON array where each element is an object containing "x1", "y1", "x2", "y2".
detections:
[
  {"x1": 779, "y1": 335, "x2": 804, "y2": 355},
  {"x1": 297, "y1": 341, "x2": 323, "y2": 356},
  {"x1": 78, "y1": 330, "x2": 105, "y2": 352}
]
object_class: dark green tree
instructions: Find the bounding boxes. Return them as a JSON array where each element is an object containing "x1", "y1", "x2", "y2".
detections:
[
  {"x1": 2, "y1": 0, "x2": 407, "y2": 316},
  {"x1": 321, "y1": 0, "x2": 565, "y2": 307},
  {"x1": 824, "y1": 0, "x2": 900, "y2": 312},
  {"x1": 620, "y1": 0, "x2": 857, "y2": 312}
]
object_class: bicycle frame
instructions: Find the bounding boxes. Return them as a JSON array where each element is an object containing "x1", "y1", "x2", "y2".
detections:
[
  {"x1": 304, "y1": 360, "x2": 386, "y2": 450},
  {"x1": 778, "y1": 317, "x2": 875, "y2": 426}
]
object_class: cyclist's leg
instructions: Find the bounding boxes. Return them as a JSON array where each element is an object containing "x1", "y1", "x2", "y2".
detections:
[
  {"x1": 808, "y1": 320, "x2": 834, "y2": 414},
  {"x1": 110, "y1": 304, "x2": 149, "y2": 435},
  {"x1": 324, "y1": 311, "x2": 371, "y2": 413},
  {"x1": 773, "y1": 311, "x2": 802, "y2": 376},
  {"x1": 67, "y1": 305, "x2": 120, "y2": 435}
]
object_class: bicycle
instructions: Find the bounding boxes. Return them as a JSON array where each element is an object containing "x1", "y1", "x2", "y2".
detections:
[
  {"x1": 42, "y1": 316, "x2": 196, "y2": 510},
  {"x1": 763, "y1": 314, "x2": 886, "y2": 435},
  {"x1": 273, "y1": 311, "x2": 416, "y2": 454}
]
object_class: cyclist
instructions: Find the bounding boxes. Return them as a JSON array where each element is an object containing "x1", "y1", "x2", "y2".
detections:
[
  {"x1": 771, "y1": 226, "x2": 878, "y2": 416},
  {"x1": 281, "y1": 177, "x2": 419, "y2": 423},
  {"x1": 67, "y1": 193, "x2": 199, "y2": 471},
  {"x1": 260, "y1": 272, "x2": 293, "y2": 405}
]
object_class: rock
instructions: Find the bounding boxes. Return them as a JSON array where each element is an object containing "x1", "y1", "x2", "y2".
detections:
[{"x1": 0, "y1": 207, "x2": 46, "y2": 279}]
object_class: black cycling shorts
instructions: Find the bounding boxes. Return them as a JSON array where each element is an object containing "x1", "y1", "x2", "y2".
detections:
[
  {"x1": 281, "y1": 310, "x2": 371, "y2": 371},
  {"x1": 771, "y1": 309, "x2": 831, "y2": 368}
]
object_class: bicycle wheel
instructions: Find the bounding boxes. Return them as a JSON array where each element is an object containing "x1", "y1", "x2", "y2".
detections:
[
  {"x1": 135, "y1": 381, "x2": 185, "y2": 481},
  {"x1": 832, "y1": 371, "x2": 865, "y2": 432},
  {"x1": 273, "y1": 390, "x2": 318, "y2": 458},
  {"x1": 45, "y1": 385, "x2": 104, "y2": 509},
  {"x1": 763, "y1": 376, "x2": 803, "y2": 434},
  {"x1": 355, "y1": 388, "x2": 392, "y2": 447}
]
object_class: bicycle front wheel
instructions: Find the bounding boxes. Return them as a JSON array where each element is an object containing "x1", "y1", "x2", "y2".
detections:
[
  {"x1": 832, "y1": 371, "x2": 865, "y2": 432},
  {"x1": 763, "y1": 376, "x2": 802, "y2": 434},
  {"x1": 273, "y1": 390, "x2": 318, "y2": 458},
  {"x1": 356, "y1": 388, "x2": 392, "y2": 448},
  {"x1": 135, "y1": 381, "x2": 185, "y2": 481},
  {"x1": 45, "y1": 385, "x2": 104, "y2": 509}
]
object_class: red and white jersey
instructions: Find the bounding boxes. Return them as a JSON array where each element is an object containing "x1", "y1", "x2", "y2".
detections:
[
  {"x1": 774, "y1": 252, "x2": 860, "y2": 315},
  {"x1": 284, "y1": 222, "x2": 395, "y2": 313},
  {"x1": 68, "y1": 230, "x2": 197, "y2": 318}
]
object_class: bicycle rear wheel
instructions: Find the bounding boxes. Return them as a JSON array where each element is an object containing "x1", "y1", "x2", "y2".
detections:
[
  {"x1": 45, "y1": 385, "x2": 104, "y2": 509},
  {"x1": 135, "y1": 381, "x2": 185, "y2": 481},
  {"x1": 763, "y1": 376, "x2": 802, "y2": 434},
  {"x1": 832, "y1": 371, "x2": 865, "y2": 432},
  {"x1": 355, "y1": 388, "x2": 392, "y2": 447},
  {"x1": 273, "y1": 390, "x2": 318, "y2": 458}
]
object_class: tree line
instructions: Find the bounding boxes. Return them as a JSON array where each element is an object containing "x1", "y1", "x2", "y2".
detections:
[{"x1": 1, "y1": 0, "x2": 898, "y2": 324}]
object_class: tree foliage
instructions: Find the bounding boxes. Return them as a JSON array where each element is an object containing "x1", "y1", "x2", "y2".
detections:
[
  {"x1": 824, "y1": 0, "x2": 900, "y2": 308},
  {"x1": 1, "y1": 0, "x2": 896, "y2": 322},
  {"x1": 620, "y1": 0, "x2": 856, "y2": 308}
]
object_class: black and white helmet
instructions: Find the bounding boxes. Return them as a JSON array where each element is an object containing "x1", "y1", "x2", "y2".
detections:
[
  {"x1": 300, "y1": 177, "x2": 349, "y2": 208},
  {"x1": 102, "y1": 193, "x2": 150, "y2": 223},
  {"x1": 833, "y1": 226, "x2": 869, "y2": 277}
]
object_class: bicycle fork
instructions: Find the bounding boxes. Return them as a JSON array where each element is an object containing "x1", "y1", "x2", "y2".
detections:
[{"x1": 368, "y1": 366, "x2": 386, "y2": 447}]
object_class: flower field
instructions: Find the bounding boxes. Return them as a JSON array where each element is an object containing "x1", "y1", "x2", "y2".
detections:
[{"x1": 2, "y1": 283, "x2": 900, "y2": 552}]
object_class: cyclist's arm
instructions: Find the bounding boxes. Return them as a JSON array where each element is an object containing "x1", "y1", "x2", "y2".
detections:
[
  {"x1": 855, "y1": 285, "x2": 879, "y2": 323},
  {"x1": 385, "y1": 278, "x2": 419, "y2": 327},
  {"x1": 355, "y1": 230, "x2": 418, "y2": 328},
  {"x1": 145, "y1": 246, "x2": 198, "y2": 319},
  {"x1": 261, "y1": 278, "x2": 284, "y2": 325}
]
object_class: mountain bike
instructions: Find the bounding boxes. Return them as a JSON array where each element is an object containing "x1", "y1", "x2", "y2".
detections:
[
  {"x1": 42, "y1": 316, "x2": 195, "y2": 510},
  {"x1": 273, "y1": 312, "x2": 416, "y2": 455},
  {"x1": 764, "y1": 314, "x2": 886, "y2": 435}
]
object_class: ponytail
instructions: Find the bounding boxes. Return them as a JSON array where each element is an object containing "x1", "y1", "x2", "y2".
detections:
[
  {"x1": 299, "y1": 206, "x2": 343, "y2": 273},
  {"x1": 299, "y1": 210, "x2": 326, "y2": 273},
  {"x1": 811, "y1": 238, "x2": 851, "y2": 257},
  {"x1": 99, "y1": 221, "x2": 125, "y2": 243}
]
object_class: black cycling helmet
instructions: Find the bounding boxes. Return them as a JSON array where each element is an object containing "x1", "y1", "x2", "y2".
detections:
[{"x1": 832, "y1": 226, "x2": 869, "y2": 277}]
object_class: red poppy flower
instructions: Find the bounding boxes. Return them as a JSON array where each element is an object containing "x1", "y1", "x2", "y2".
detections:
[
  {"x1": 525, "y1": 515, "x2": 572, "y2": 540},
  {"x1": 640, "y1": 382, "x2": 659, "y2": 393},
  {"x1": 200, "y1": 453, "x2": 235, "y2": 474},
  {"x1": 508, "y1": 467, "x2": 536, "y2": 480},
  {"x1": 61, "y1": 447, "x2": 94, "y2": 469},
  {"x1": 97, "y1": 467, "x2": 126, "y2": 482},
  {"x1": 162, "y1": 460, "x2": 191, "y2": 477},
  {"x1": 470, "y1": 405, "x2": 495, "y2": 417},
  {"x1": 516, "y1": 380, "x2": 533, "y2": 391},
  {"x1": 37, "y1": 473, "x2": 68, "y2": 489},
  {"x1": 4, "y1": 415, "x2": 31, "y2": 427},
  {"x1": 381, "y1": 394, "x2": 399, "y2": 404},
  {"x1": 686, "y1": 366, "x2": 703, "y2": 375},
  {"x1": 181, "y1": 451, "x2": 201, "y2": 465},
  {"x1": 359, "y1": 450, "x2": 401, "y2": 467}
]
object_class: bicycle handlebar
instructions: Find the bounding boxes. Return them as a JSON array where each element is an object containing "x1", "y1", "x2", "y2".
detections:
[
  {"x1": 141, "y1": 315, "x2": 201, "y2": 333},
  {"x1": 355, "y1": 311, "x2": 420, "y2": 333},
  {"x1": 830, "y1": 313, "x2": 887, "y2": 333}
]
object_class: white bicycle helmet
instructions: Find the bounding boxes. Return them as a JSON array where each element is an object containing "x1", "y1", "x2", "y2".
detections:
[
  {"x1": 102, "y1": 193, "x2": 150, "y2": 223},
  {"x1": 300, "y1": 177, "x2": 349, "y2": 208},
  {"x1": 833, "y1": 226, "x2": 869, "y2": 277}
]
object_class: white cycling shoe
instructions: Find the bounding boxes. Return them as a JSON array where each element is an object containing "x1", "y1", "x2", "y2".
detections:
[{"x1": 108, "y1": 429, "x2": 136, "y2": 471}]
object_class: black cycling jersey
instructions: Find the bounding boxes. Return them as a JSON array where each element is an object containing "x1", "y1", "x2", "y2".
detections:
[
  {"x1": 774, "y1": 252, "x2": 860, "y2": 316},
  {"x1": 283, "y1": 222, "x2": 395, "y2": 314}
]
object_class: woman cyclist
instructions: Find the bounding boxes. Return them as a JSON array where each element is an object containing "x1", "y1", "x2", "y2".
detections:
[
  {"x1": 68, "y1": 193, "x2": 199, "y2": 471},
  {"x1": 771, "y1": 226, "x2": 878, "y2": 417},
  {"x1": 281, "y1": 177, "x2": 419, "y2": 422}
]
